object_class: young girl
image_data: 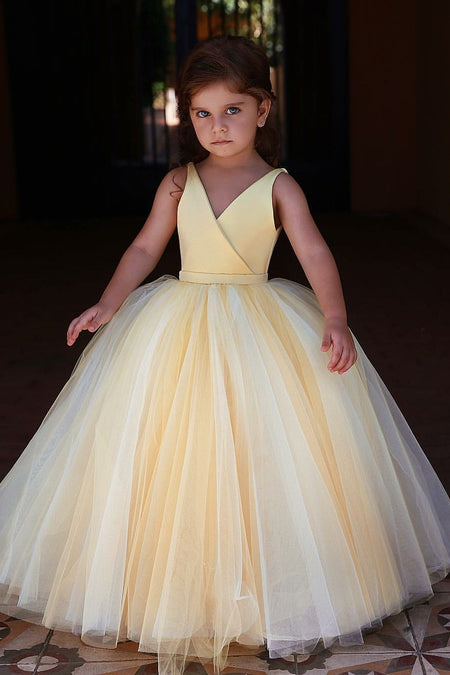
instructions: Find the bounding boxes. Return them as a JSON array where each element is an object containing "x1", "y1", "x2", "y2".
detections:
[{"x1": 1, "y1": 35, "x2": 449, "y2": 675}]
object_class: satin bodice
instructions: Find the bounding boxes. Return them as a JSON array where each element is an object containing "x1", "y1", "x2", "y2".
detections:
[{"x1": 177, "y1": 162, "x2": 287, "y2": 284}]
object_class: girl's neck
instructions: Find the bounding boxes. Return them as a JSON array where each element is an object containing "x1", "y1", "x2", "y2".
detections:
[{"x1": 200, "y1": 149, "x2": 268, "y2": 173}]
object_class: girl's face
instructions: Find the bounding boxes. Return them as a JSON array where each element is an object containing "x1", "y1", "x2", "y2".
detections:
[{"x1": 189, "y1": 81, "x2": 270, "y2": 160}]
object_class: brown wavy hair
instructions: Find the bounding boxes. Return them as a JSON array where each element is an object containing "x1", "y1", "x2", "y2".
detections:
[{"x1": 176, "y1": 35, "x2": 280, "y2": 167}]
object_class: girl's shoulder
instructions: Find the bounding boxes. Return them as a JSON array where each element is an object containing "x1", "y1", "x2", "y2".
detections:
[
  {"x1": 161, "y1": 165, "x2": 189, "y2": 203},
  {"x1": 273, "y1": 170, "x2": 308, "y2": 203},
  {"x1": 272, "y1": 170, "x2": 311, "y2": 225}
]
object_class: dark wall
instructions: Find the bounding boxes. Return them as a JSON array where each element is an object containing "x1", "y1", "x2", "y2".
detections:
[
  {"x1": 3, "y1": 0, "x2": 166, "y2": 217},
  {"x1": 0, "y1": 0, "x2": 18, "y2": 219},
  {"x1": 282, "y1": 0, "x2": 349, "y2": 210},
  {"x1": 3, "y1": 1, "x2": 108, "y2": 216}
]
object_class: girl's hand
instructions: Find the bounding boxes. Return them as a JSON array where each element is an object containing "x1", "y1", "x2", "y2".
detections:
[
  {"x1": 321, "y1": 318, "x2": 357, "y2": 374},
  {"x1": 67, "y1": 302, "x2": 115, "y2": 346}
]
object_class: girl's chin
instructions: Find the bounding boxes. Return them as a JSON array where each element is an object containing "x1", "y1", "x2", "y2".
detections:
[{"x1": 209, "y1": 142, "x2": 233, "y2": 152}]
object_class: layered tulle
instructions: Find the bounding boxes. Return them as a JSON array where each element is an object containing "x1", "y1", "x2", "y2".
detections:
[{"x1": 1, "y1": 275, "x2": 449, "y2": 675}]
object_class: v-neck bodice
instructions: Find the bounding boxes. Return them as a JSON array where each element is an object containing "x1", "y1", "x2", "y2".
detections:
[{"x1": 177, "y1": 162, "x2": 287, "y2": 284}]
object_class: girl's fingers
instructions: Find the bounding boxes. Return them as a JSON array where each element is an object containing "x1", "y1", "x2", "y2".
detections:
[
  {"x1": 328, "y1": 346, "x2": 343, "y2": 371},
  {"x1": 67, "y1": 319, "x2": 83, "y2": 345},
  {"x1": 336, "y1": 348, "x2": 358, "y2": 374},
  {"x1": 67, "y1": 323, "x2": 75, "y2": 342},
  {"x1": 67, "y1": 309, "x2": 99, "y2": 345},
  {"x1": 337, "y1": 354, "x2": 352, "y2": 374},
  {"x1": 334, "y1": 346, "x2": 351, "y2": 371},
  {"x1": 67, "y1": 317, "x2": 82, "y2": 345},
  {"x1": 327, "y1": 339, "x2": 357, "y2": 374},
  {"x1": 88, "y1": 319, "x2": 102, "y2": 332}
]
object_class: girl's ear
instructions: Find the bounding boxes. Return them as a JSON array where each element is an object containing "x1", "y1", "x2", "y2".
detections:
[{"x1": 257, "y1": 98, "x2": 271, "y2": 127}]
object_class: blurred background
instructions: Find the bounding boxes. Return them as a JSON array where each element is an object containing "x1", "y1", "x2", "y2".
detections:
[
  {"x1": 2, "y1": 0, "x2": 449, "y2": 219},
  {"x1": 0, "y1": 0, "x2": 449, "y2": 486}
]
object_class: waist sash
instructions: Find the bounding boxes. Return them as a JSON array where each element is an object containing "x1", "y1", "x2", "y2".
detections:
[{"x1": 179, "y1": 270, "x2": 268, "y2": 285}]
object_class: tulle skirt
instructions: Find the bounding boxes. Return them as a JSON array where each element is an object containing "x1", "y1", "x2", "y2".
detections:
[{"x1": 1, "y1": 275, "x2": 449, "y2": 675}]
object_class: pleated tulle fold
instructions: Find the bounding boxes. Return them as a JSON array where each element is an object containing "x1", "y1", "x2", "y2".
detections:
[{"x1": 1, "y1": 275, "x2": 449, "y2": 674}]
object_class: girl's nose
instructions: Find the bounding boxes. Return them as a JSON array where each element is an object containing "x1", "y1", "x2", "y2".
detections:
[{"x1": 212, "y1": 116, "x2": 227, "y2": 132}]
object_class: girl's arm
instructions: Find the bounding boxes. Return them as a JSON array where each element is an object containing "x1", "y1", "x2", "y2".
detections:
[
  {"x1": 67, "y1": 168, "x2": 186, "y2": 346},
  {"x1": 274, "y1": 173, "x2": 357, "y2": 374}
]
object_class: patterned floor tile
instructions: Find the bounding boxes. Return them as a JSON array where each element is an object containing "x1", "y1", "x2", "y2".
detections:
[
  {"x1": 215, "y1": 647, "x2": 419, "y2": 675},
  {"x1": 203, "y1": 648, "x2": 280, "y2": 675},
  {"x1": 407, "y1": 593, "x2": 450, "y2": 653},
  {"x1": 96, "y1": 666, "x2": 159, "y2": 675},
  {"x1": 325, "y1": 653, "x2": 422, "y2": 675},
  {"x1": 5, "y1": 605, "x2": 450, "y2": 675},
  {"x1": 329, "y1": 612, "x2": 416, "y2": 654},
  {"x1": 433, "y1": 576, "x2": 450, "y2": 595},
  {"x1": 0, "y1": 613, "x2": 51, "y2": 654},
  {"x1": 0, "y1": 613, "x2": 52, "y2": 671},
  {"x1": 34, "y1": 659, "x2": 159, "y2": 674},
  {"x1": 422, "y1": 652, "x2": 450, "y2": 674},
  {"x1": 46, "y1": 630, "x2": 157, "y2": 664},
  {"x1": 9, "y1": 652, "x2": 440, "y2": 675}
]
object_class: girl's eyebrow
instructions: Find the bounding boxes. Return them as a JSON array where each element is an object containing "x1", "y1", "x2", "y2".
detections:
[{"x1": 190, "y1": 101, "x2": 246, "y2": 110}]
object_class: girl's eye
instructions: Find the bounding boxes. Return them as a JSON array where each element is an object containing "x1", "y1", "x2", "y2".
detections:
[
  {"x1": 226, "y1": 106, "x2": 240, "y2": 115},
  {"x1": 197, "y1": 110, "x2": 210, "y2": 118}
]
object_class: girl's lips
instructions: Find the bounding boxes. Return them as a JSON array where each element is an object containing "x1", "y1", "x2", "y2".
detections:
[{"x1": 211, "y1": 140, "x2": 231, "y2": 144}]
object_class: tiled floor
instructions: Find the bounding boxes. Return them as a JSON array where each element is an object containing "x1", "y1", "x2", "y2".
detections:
[{"x1": 0, "y1": 576, "x2": 449, "y2": 674}]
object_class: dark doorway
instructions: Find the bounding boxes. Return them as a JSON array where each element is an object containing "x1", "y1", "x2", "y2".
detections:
[{"x1": 3, "y1": 0, "x2": 348, "y2": 217}]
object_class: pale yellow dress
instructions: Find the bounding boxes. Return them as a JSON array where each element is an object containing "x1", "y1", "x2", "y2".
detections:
[{"x1": 1, "y1": 162, "x2": 449, "y2": 675}]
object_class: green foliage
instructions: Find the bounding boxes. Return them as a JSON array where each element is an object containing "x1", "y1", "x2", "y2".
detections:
[{"x1": 197, "y1": 0, "x2": 283, "y2": 66}]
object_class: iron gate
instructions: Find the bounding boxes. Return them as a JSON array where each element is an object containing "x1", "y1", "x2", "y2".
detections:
[{"x1": 107, "y1": 0, "x2": 284, "y2": 167}]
